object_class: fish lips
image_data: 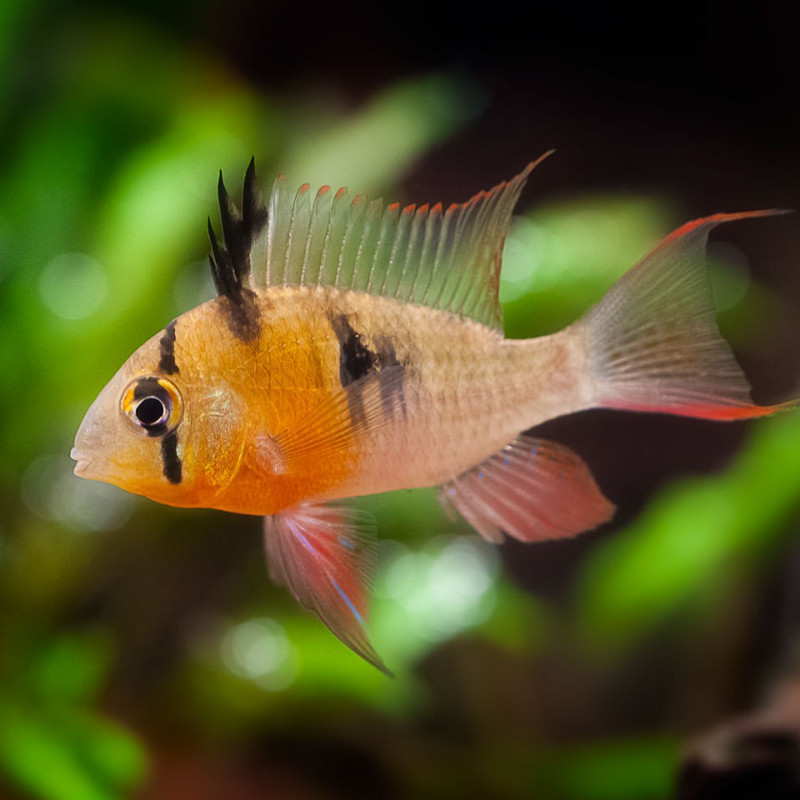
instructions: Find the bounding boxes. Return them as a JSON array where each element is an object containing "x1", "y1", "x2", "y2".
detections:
[
  {"x1": 70, "y1": 446, "x2": 94, "y2": 477},
  {"x1": 70, "y1": 386, "x2": 126, "y2": 484}
]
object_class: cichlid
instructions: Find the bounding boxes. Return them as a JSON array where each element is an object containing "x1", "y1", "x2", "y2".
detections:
[{"x1": 71, "y1": 153, "x2": 793, "y2": 672}]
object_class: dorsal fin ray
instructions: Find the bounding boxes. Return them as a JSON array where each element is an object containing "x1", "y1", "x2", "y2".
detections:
[
  {"x1": 212, "y1": 152, "x2": 553, "y2": 330},
  {"x1": 208, "y1": 158, "x2": 267, "y2": 297},
  {"x1": 207, "y1": 158, "x2": 266, "y2": 341}
]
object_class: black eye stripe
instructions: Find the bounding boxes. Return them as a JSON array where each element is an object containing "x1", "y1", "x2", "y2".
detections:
[
  {"x1": 161, "y1": 430, "x2": 182, "y2": 484},
  {"x1": 122, "y1": 376, "x2": 184, "y2": 484},
  {"x1": 158, "y1": 320, "x2": 179, "y2": 375},
  {"x1": 132, "y1": 379, "x2": 169, "y2": 402}
]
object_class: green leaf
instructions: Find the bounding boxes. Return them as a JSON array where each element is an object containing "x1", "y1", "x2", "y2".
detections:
[{"x1": 0, "y1": 702, "x2": 122, "y2": 800}]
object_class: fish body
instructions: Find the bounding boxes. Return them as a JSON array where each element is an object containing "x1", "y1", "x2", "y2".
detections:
[
  {"x1": 72, "y1": 155, "x2": 792, "y2": 671},
  {"x1": 125, "y1": 288, "x2": 582, "y2": 509}
]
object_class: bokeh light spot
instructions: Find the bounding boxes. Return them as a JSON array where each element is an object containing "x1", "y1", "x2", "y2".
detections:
[
  {"x1": 220, "y1": 618, "x2": 298, "y2": 691},
  {"x1": 21, "y1": 454, "x2": 135, "y2": 532},
  {"x1": 376, "y1": 535, "x2": 501, "y2": 652},
  {"x1": 38, "y1": 252, "x2": 108, "y2": 320}
]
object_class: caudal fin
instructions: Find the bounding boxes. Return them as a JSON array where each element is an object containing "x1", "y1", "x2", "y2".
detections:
[{"x1": 580, "y1": 211, "x2": 795, "y2": 420}]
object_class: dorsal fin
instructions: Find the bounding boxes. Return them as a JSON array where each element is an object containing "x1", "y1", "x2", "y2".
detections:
[
  {"x1": 207, "y1": 158, "x2": 267, "y2": 341},
  {"x1": 210, "y1": 153, "x2": 552, "y2": 330}
]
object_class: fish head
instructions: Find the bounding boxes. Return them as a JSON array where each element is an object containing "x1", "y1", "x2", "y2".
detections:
[{"x1": 71, "y1": 318, "x2": 248, "y2": 508}]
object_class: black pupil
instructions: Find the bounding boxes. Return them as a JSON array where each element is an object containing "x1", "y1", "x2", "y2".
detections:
[{"x1": 135, "y1": 396, "x2": 166, "y2": 426}]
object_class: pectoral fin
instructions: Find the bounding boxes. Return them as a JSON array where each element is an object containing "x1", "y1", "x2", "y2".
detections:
[
  {"x1": 263, "y1": 504, "x2": 390, "y2": 675},
  {"x1": 261, "y1": 365, "x2": 406, "y2": 479},
  {"x1": 439, "y1": 435, "x2": 615, "y2": 543}
]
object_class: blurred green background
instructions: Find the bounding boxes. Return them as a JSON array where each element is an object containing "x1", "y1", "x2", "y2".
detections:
[{"x1": 1, "y1": 2, "x2": 800, "y2": 798}]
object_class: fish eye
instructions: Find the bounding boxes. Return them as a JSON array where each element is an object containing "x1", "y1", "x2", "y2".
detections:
[
  {"x1": 121, "y1": 376, "x2": 183, "y2": 437},
  {"x1": 135, "y1": 396, "x2": 167, "y2": 426}
]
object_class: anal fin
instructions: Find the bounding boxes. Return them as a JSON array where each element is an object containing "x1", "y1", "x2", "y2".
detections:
[
  {"x1": 263, "y1": 504, "x2": 390, "y2": 675},
  {"x1": 439, "y1": 436, "x2": 615, "y2": 543}
]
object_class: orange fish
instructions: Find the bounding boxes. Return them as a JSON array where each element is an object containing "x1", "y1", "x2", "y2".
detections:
[{"x1": 71, "y1": 154, "x2": 792, "y2": 672}]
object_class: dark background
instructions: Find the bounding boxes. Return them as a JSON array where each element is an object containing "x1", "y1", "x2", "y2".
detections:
[{"x1": 2, "y1": 2, "x2": 800, "y2": 799}]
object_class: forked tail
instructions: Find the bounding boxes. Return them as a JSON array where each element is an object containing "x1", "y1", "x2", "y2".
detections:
[{"x1": 579, "y1": 211, "x2": 795, "y2": 420}]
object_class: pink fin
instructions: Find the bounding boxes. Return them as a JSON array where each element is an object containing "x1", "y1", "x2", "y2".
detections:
[
  {"x1": 438, "y1": 436, "x2": 615, "y2": 543},
  {"x1": 581, "y1": 210, "x2": 795, "y2": 420},
  {"x1": 263, "y1": 504, "x2": 390, "y2": 674}
]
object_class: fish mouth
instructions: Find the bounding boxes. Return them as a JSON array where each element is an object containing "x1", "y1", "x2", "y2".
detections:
[{"x1": 70, "y1": 447, "x2": 94, "y2": 477}]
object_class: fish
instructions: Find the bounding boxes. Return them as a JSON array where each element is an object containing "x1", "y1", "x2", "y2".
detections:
[{"x1": 71, "y1": 153, "x2": 793, "y2": 673}]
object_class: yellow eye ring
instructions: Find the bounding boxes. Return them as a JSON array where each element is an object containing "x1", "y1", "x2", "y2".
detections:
[{"x1": 121, "y1": 376, "x2": 183, "y2": 438}]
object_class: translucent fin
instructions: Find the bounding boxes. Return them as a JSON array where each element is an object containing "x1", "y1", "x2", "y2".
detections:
[
  {"x1": 263, "y1": 504, "x2": 390, "y2": 674},
  {"x1": 581, "y1": 211, "x2": 796, "y2": 420},
  {"x1": 267, "y1": 365, "x2": 406, "y2": 476},
  {"x1": 251, "y1": 153, "x2": 553, "y2": 329},
  {"x1": 438, "y1": 435, "x2": 615, "y2": 543}
]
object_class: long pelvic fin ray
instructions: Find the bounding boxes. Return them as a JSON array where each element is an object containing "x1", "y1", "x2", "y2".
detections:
[{"x1": 263, "y1": 504, "x2": 390, "y2": 675}]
